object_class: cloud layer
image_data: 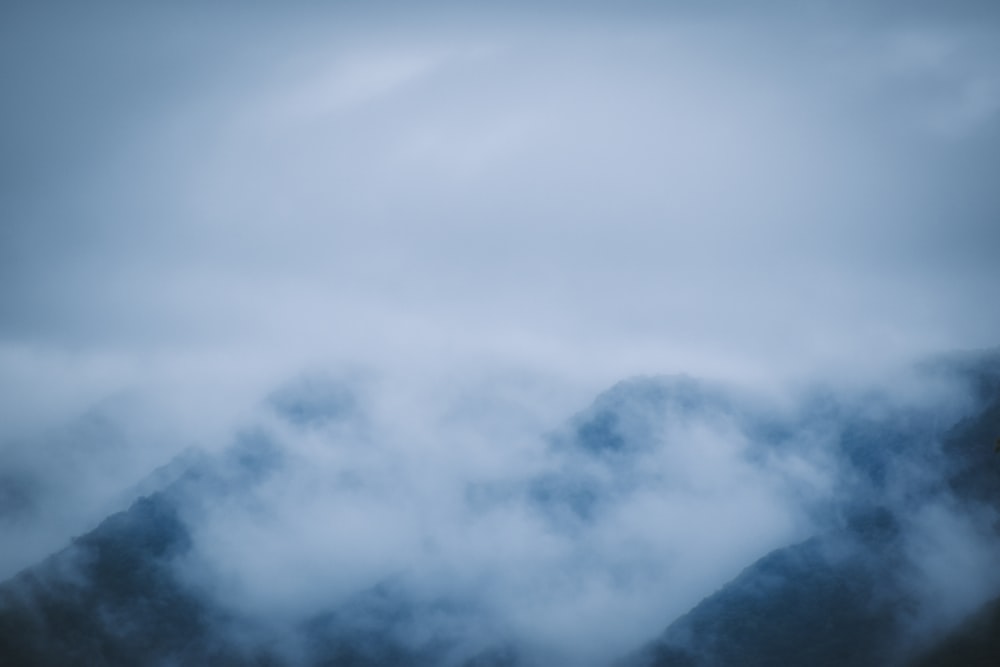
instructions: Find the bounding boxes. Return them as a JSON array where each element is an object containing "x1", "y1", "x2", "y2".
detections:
[
  {"x1": 2, "y1": 2, "x2": 999, "y2": 407},
  {"x1": 1, "y1": 3, "x2": 999, "y2": 662}
]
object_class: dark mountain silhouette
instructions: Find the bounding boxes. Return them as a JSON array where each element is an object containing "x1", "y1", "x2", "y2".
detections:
[
  {"x1": 619, "y1": 511, "x2": 912, "y2": 667},
  {"x1": 1, "y1": 353, "x2": 999, "y2": 666},
  {"x1": 909, "y1": 593, "x2": 1000, "y2": 667},
  {"x1": 0, "y1": 383, "x2": 516, "y2": 667},
  {"x1": 0, "y1": 446, "x2": 517, "y2": 666},
  {"x1": 0, "y1": 494, "x2": 247, "y2": 666},
  {"x1": 624, "y1": 351, "x2": 1000, "y2": 667}
]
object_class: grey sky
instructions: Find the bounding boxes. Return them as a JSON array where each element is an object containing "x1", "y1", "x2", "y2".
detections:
[
  {"x1": 1, "y1": 3, "x2": 999, "y2": 661},
  {"x1": 3, "y1": 3, "x2": 999, "y2": 411}
]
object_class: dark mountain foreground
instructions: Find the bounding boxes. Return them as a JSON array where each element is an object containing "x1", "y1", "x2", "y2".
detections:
[
  {"x1": 625, "y1": 352, "x2": 1000, "y2": 667},
  {"x1": 0, "y1": 444, "x2": 517, "y2": 667},
  {"x1": 1, "y1": 351, "x2": 999, "y2": 666}
]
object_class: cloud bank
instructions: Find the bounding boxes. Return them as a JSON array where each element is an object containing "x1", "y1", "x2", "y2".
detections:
[{"x1": 1, "y1": 2, "x2": 999, "y2": 663}]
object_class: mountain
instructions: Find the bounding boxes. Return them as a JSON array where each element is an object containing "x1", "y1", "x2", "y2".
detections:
[
  {"x1": 619, "y1": 512, "x2": 911, "y2": 667},
  {"x1": 0, "y1": 379, "x2": 517, "y2": 667},
  {"x1": 909, "y1": 593, "x2": 1000, "y2": 666},
  {"x1": 623, "y1": 351, "x2": 1000, "y2": 667},
  {"x1": 0, "y1": 438, "x2": 518, "y2": 667},
  {"x1": 529, "y1": 374, "x2": 774, "y2": 526},
  {"x1": 1, "y1": 354, "x2": 999, "y2": 666},
  {"x1": 0, "y1": 494, "x2": 237, "y2": 666}
]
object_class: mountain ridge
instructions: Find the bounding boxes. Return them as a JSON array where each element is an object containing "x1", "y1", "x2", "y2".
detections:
[{"x1": 1, "y1": 352, "x2": 998, "y2": 666}]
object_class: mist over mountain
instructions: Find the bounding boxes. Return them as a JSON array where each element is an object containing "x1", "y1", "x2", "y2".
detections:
[
  {"x1": 1, "y1": 350, "x2": 998, "y2": 666},
  {"x1": 625, "y1": 353, "x2": 1000, "y2": 667},
  {"x1": 2, "y1": 1, "x2": 1000, "y2": 665}
]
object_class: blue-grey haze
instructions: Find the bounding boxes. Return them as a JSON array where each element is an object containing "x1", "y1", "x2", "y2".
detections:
[{"x1": 1, "y1": 1, "x2": 999, "y2": 663}]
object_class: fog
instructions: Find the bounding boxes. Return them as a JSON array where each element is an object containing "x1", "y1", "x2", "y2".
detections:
[
  {"x1": 167, "y1": 373, "x2": 825, "y2": 665},
  {"x1": 1, "y1": 1, "x2": 999, "y2": 664}
]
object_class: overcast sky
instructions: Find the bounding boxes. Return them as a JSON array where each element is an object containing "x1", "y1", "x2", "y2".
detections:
[
  {"x1": 1, "y1": 0, "x2": 999, "y2": 434},
  {"x1": 2, "y1": 5, "x2": 1000, "y2": 662}
]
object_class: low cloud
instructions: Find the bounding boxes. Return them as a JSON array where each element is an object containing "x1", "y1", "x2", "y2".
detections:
[
  {"x1": 164, "y1": 372, "x2": 835, "y2": 665},
  {"x1": 1, "y1": 2, "x2": 998, "y2": 663}
]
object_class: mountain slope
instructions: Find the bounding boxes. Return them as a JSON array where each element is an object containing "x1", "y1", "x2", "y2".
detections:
[
  {"x1": 0, "y1": 421, "x2": 517, "y2": 666},
  {"x1": 621, "y1": 509, "x2": 912, "y2": 667},
  {"x1": 2, "y1": 356, "x2": 999, "y2": 666},
  {"x1": 623, "y1": 353, "x2": 1000, "y2": 667},
  {"x1": 908, "y1": 593, "x2": 1000, "y2": 667},
  {"x1": 0, "y1": 495, "x2": 263, "y2": 666}
]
